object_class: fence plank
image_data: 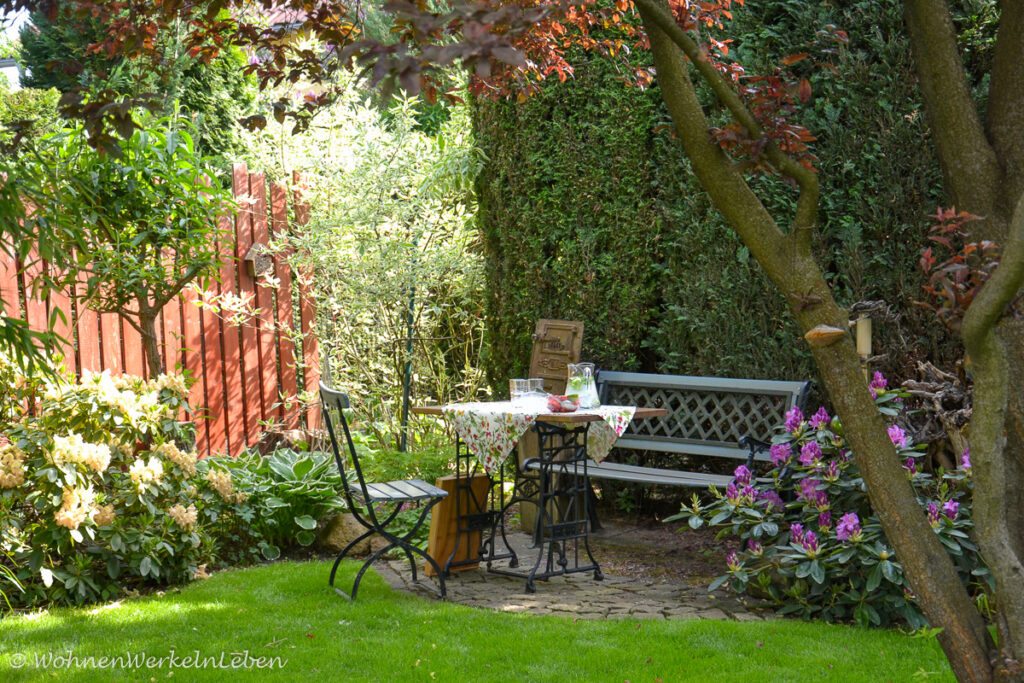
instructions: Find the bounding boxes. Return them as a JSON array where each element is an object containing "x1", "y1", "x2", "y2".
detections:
[
  {"x1": 233, "y1": 163, "x2": 262, "y2": 444},
  {"x1": 218, "y1": 203, "x2": 245, "y2": 458},
  {"x1": 181, "y1": 283, "x2": 210, "y2": 456},
  {"x1": 99, "y1": 311, "x2": 123, "y2": 375},
  {"x1": 0, "y1": 248, "x2": 20, "y2": 329},
  {"x1": 161, "y1": 293, "x2": 183, "y2": 373},
  {"x1": 292, "y1": 172, "x2": 320, "y2": 428},
  {"x1": 19, "y1": 253, "x2": 47, "y2": 334},
  {"x1": 270, "y1": 181, "x2": 299, "y2": 428},
  {"x1": 121, "y1": 318, "x2": 147, "y2": 379},
  {"x1": 200, "y1": 213, "x2": 233, "y2": 456},
  {"x1": 73, "y1": 276, "x2": 101, "y2": 373},
  {"x1": 249, "y1": 171, "x2": 282, "y2": 424},
  {"x1": 47, "y1": 278, "x2": 77, "y2": 378}
]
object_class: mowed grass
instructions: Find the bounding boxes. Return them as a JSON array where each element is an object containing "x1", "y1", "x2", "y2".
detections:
[{"x1": 0, "y1": 560, "x2": 954, "y2": 682}]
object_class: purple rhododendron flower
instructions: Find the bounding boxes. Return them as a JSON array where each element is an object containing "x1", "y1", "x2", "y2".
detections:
[
  {"x1": 818, "y1": 511, "x2": 832, "y2": 530},
  {"x1": 741, "y1": 485, "x2": 756, "y2": 501},
  {"x1": 769, "y1": 443, "x2": 792, "y2": 467},
  {"x1": 903, "y1": 457, "x2": 917, "y2": 474},
  {"x1": 747, "y1": 539, "x2": 763, "y2": 555},
  {"x1": 799, "y1": 441, "x2": 822, "y2": 466},
  {"x1": 726, "y1": 551, "x2": 741, "y2": 571},
  {"x1": 808, "y1": 406, "x2": 830, "y2": 429},
  {"x1": 797, "y1": 477, "x2": 822, "y2": 503},
  {"x1": 733, "y1": 464, "x2": 752, "y2": 486},
  {"x1": 943, "y1": 500, "x2": 960, "y2": 520},
  {"x1": 800, "y1": 530, "x2": 820, "y2": 554},
  {"x1": 825, "y1": 460, "x2": 840, "y2": 481},
  {"x1": 869, "y1": 371, "x2": 888, "y2": 398},
  {"x1": 790, "y1": 523, "x2": 805, "y2": 545},
  {"x1": 928, "y1": 502, "x2": 941, "y2": 524},
  {"x1": 784, "y1": 406, "x2": 804, "y2": 433},
  {"x1": 758, "y1": 489, "x2": 785, "y2": 512},
  {"x1": 725, "y1": 482, "x2": 742, "y2": 504},
  {"x1": 836, "y1": 512, "x2": 861, "y2": 541},
  {"x1": 888, "y1": 425, "x2": 908, "y2": 449},
  {"x1": 961, "y1": 447, "x2": 972, "y2": 471}
]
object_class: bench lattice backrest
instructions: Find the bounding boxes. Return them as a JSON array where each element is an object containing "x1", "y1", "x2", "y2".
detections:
[{"x1": 597, "y1": 371, "x2": 810, "y2": 461}]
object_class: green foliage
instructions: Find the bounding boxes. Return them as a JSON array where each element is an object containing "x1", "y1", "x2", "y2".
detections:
[
  {"x1": 248, "y1": 76, "x2": 487, "y2": 445},
  {"x1": 0, "y1": 361, "x2": 210, "y2": 607},
  {"x1": 0, "y1": 356, "x2": 350, "y2": 609},
  {"x1": 669, "y1": 378, "x2": 987, "y2": 628},
  {"x1": 196, "y1": 448, "x2": 346, "y2": 563},
  {"x1": 0, "y1": 86, "x2": 60, "y2": 143},
  {"x1": 474, "y1": 50, "x2": 670, "y2": 384},
  {"x1": 474, "y1": 0, "x2": 985, "y2": 390},
  {"x1": 25, "y1": 114, "x2": 233, "y2": 374},
  {"x1": 18, "y1": 10, "x2": 256, "y2": 170}
]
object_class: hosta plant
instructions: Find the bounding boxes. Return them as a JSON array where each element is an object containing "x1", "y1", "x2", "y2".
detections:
[{"x1": 669, "y1": 373, "x2": 988, "y2": 628}]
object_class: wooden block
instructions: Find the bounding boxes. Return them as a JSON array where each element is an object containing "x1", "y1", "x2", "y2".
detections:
[{"x1": 425, "y1": 473, "x2": 490, "y2": 576}]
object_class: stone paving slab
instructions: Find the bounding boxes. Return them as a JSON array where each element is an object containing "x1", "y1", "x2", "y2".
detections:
[{"x1": 374, "y1": 523, "x2": 772, "y2": 622}]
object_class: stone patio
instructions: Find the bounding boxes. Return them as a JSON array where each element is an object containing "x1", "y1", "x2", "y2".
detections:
[{"x1": 376, "y1": 519, "x2": 772, "y2": 621}]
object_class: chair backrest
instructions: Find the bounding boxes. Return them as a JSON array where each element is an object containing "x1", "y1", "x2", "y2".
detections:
[{"x1": 319, "y1": 382, "x2": 372, "y2": 507}]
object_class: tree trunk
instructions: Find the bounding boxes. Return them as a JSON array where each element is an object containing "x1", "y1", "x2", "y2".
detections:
[
  {"x1": 637, "y1": 1, "x2": 995, "y2": 678},
  {"x1": 138, "y1": 312, "x2": 164, "y2": 379}
]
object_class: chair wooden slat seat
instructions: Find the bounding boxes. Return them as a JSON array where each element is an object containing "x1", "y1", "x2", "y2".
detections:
[{"x1": 360, "y1": 479, "x2": 446, "y2": 503}]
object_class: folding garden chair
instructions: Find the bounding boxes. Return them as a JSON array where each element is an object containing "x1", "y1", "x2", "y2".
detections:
[{"x1": 319, "y1": 382, "x2": 448, "y2": 599}]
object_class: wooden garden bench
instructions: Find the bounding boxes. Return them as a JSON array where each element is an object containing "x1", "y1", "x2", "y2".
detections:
[{"x1": 585, "y1": 370, "x2": 812, "y2": 488}]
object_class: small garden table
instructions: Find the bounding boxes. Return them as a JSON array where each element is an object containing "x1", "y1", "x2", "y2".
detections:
[{"x1": 413, "y1": 402, "x2": 666, "y2": 592}]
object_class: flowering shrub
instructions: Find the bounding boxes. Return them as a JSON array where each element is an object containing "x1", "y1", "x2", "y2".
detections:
[
  {"x1": 0, "y1": 356, "x2": 345, "y2": 609},
  {"x1": 669, "y1": 372, "x2": 987, "y2": 628}
]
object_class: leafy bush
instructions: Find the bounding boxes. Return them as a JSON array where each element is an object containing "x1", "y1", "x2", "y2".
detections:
[
  {"x1": 0, "y1": 356, "x2": 344, "y2": 610},
  {"x1": 669, "y1": 374, "x2": 987, "y2": 628},
  {"x1": 246, "y1": 74, "x2": 487, "y2": 446}
]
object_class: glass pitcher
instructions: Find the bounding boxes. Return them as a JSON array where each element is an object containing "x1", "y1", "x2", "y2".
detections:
[{"x1": 567, "y1": 362, "x2": 600, "y2": 408}]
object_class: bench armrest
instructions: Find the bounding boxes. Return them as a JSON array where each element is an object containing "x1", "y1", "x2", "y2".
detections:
[{"x1": 738, "y1": 434, "x2": 772, "y2": 469}]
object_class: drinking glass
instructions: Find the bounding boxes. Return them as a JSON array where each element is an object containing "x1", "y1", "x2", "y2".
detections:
[{"x1": 509, "y1": 378, "x2": 529, "y2": 405}]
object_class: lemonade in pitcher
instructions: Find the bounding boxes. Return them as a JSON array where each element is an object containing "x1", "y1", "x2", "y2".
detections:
[{"x1": 566, "y1": 362, "x2": 600, "y2": 408}]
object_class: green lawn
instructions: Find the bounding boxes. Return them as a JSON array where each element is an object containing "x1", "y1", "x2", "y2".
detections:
[{"x1": 0, "y1": 560, "x2": 954, "y2": 681}]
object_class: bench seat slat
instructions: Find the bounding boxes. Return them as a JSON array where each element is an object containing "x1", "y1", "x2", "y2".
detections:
[{"x1": 521, "y1": 458, "x2": 769, "y2": 488}]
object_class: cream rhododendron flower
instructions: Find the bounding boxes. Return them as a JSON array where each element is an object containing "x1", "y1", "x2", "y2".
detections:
[
  {"x1": 167, "y1": 503, "x2": 198, "y2": 530},
  {"x1": 54, "y1": 486, "x2": 95, "y2": 530},
  {"x1": 206, "y1": 468, "x2": 247, "y2": 503},
  {"x1": 0, "y1": 443, "x2": 26, "y2": 488},
  {"x1": 50, "y1": 433, "x2": 111, "y2": 473},
  {"x1": 152, "y1": 442, "x2": 197, "y2": 478},
  {"x1": 93, "y1": 504, "x2": 116, "y2": 527},
  {"x1": 129, "y1": 456, "x2": 165, "y2": 491}
]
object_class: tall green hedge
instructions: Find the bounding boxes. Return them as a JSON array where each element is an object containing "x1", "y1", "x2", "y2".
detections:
[{"x1": 474, "y1": 0, "x2": 978, "y2": 394}]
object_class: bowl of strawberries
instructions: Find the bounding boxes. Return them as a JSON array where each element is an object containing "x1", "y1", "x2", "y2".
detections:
[{"x1": 546, "y1": 394, "x2": 580, "y2": 413}]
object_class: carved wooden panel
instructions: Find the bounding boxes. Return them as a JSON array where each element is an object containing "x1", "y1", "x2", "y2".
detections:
[{"x1": 528, "y1": 319, "x2": 584, "y2": 394}]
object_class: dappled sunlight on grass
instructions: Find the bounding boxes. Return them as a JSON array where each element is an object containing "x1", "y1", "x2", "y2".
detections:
[{"x1": 1, "y1": 560, "x2": 955, "y2": 681}]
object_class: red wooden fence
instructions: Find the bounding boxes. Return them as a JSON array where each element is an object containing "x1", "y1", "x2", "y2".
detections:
[{"x1": 3, "y1": 163, "x2": 320, "y2": 457}]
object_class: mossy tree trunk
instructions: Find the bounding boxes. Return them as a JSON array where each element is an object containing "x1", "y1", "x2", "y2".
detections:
[{"x1": 636, "y1": 0, "x2": 1021, "y2": 678}]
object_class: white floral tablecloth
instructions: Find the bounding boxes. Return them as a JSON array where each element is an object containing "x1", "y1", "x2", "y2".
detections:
[{"x1": 440, "y1": 401, "x2": 636, "y2": 475}]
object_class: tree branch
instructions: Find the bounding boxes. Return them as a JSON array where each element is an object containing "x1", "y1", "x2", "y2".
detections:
[
  {"x1": 634, "y1": 0, "x2": 818, "y2": 254},
  {"x1": 902, "y1": 0, "x2": 1002, "y2": 235},
  {"x1": 987, "y1": 0, "x2": 1024, "y2": 205},
  {"x1": 962, "y1": 194, "x2": 1024, "y2": 351}
]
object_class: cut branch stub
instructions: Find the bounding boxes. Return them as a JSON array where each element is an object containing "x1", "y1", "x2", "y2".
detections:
[{"x1": 804, "y1": 324, "x2": 847, "y2": 347}]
